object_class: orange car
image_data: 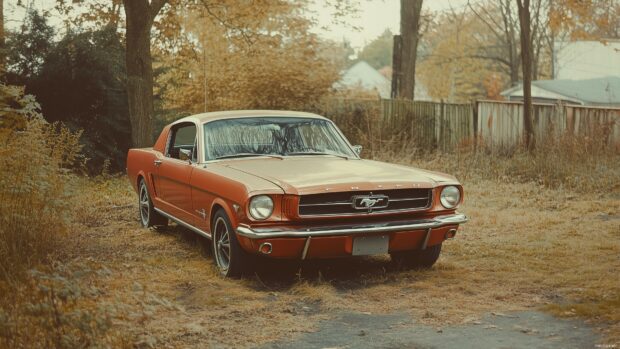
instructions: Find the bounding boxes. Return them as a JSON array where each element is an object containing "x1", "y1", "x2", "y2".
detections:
[{"x1": 127, "y1": 110, "x2": 467, "y2": 277}]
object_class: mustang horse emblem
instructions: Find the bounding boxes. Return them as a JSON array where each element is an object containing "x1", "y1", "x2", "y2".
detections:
[
  {"x1": 360, "y1": 198, "x2": 379, "y2": 207},
  {"x1": 352, "y1": 194, "x2": 389, "y2": 212}
]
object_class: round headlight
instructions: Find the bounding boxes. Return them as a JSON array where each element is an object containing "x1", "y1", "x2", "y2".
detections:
[
  {"x1": 440, "y1": 186, "x2": 461, "y2": 209},
  {"x1": 249, "y1": 195, "x2": 274, "y2": 220}
]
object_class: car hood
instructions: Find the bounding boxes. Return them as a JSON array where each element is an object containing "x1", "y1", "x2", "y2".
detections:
[{"x1": 220, "y1": 157, "x2": 459, "y2": 195}]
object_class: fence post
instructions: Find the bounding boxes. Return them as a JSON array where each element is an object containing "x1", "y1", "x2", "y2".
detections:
[
  {"x1": 440, "y1": 99, "x2": 445, "y2": 151},
  {"x1": 473, "y1": 100, "x2": 478, "y2": 152}
]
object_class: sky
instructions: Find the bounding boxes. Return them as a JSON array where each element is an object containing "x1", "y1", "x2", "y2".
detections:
[
  {"x1": 6, "y1": 0, "x2": 471, "y2": 52},
  {"x1": 311, "y1": 0, "x2": 471, "y2": 50}
]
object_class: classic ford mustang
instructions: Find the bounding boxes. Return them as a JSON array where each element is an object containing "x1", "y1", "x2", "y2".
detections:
[{"x1": 127, "y1": 110, "x2": 467, "y2": 277}]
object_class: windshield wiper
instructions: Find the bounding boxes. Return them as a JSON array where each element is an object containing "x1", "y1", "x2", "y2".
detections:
[
  {"x1": 215, "y1": 153, "x2": 283, "y2": 160},
  {"x1": 286, "y1": 152, "x2": 350, "y2": 160}
]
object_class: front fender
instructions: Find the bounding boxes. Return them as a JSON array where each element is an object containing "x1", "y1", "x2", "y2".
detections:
[{"x1": 210, "y1": 198, "x2": 239, "y2": 229}]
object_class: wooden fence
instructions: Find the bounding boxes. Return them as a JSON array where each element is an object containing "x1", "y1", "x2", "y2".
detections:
[
  {"x1": 313, "y1": 98, "x2": 474, "y2": 153},
  {"x1": 477, "y1": 100, "x2": 620, "y2": 150},
  {"x1": 315, "y1": 98, "x2": 620, "y2": 153}
]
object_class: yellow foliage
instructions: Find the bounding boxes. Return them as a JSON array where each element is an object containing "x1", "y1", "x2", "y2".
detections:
[
  {"x1": 155, "y1": 1, "x2": 342, "y2": 117},
  {"x1": 549, "y1": 0, "x2": 620, "y2": 40},
  {"x1": 0, "y1": 84, "x2": 82, "y2": 281}
]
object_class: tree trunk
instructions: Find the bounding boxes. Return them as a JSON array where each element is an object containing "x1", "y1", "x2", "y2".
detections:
[
  {"x1": 123, "y1": 0, "x2": 167, "y2": 148},
  {"x1": 390, "y1": 35, "x2": 402, "y2": 98},
  {"x1": 0, "y1": 0, "x2": 5, "y2": 73},
  {"x1": 517, "y1": 0, "x2": 534, "y2": 149},
  {"x1": 397, "y1": 0, "x2": 423, "y2": 100}
]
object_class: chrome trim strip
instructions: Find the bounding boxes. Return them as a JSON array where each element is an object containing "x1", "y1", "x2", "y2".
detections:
[
  {"x1": 299, "y1": 201, "x2": 351, "y2": 207},
  {"x1": 387, "y1": 197, "x2": 429, "y2": 202},
  {"x1": 421, "y1": 228, "x2": 432, "y2": 250},
  {"x1": 301, "y1": 236, "x2": 312, "y2": 260},
  {"x1": 154, "y1": 207, "x2": 212, "y2": 239},
  {"x1": 236, "y1": 213, "x2": 467, "y2": 239}
]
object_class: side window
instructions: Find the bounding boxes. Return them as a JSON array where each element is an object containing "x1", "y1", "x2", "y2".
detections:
[{"x1": 167, "y1": 123, "x2": 197, "y2": 160}]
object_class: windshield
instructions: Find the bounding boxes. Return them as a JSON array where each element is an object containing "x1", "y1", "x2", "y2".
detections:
[{"x1": 203, "y1": 117, "x2": 356, "y2": 161}]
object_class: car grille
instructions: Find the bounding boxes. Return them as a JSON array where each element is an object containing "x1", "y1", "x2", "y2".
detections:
[{"x1": 298, "y1": 188, "x2": 432, "y2": 216}]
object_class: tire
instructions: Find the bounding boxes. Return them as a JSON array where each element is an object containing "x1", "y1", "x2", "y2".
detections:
[
  {"x1": 138, "y1": 178, "x2": 168, "y2": 228},
  {"x1": 211, "y1": 209, "x2": 253, "y2": 278},
  {"x1": 390, "y1": 243, "x2": 442, "y2": 269}
]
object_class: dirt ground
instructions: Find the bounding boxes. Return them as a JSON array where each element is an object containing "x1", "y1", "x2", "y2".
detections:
[{"x1": 62, "y1": 176, "x2": 620, "y2": 348}]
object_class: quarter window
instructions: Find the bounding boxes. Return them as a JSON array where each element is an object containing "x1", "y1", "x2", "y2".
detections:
[{"x1": 167, "y1": 123, "x2": 197, "y2": 160}]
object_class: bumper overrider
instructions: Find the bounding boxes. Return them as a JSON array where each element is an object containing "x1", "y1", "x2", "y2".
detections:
[{"x1": 236, "y1": 213, "x2": 468, "y2": 239}]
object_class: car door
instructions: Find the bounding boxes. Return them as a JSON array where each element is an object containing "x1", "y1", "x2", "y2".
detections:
[{"x1": 157, "y1": 122, "x2": 197, "y2": 224}]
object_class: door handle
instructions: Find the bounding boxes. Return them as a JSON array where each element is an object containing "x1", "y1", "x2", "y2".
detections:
[{"x1": 154, "y1": 160, "x2": 162, "y2": 166}]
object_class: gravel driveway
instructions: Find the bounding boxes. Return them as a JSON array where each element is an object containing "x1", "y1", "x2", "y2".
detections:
[{"x1": 263, "y1": 311, "x2": 600, "y2": 349}]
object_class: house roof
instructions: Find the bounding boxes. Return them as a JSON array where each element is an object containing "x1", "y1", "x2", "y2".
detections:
[
  {"x1": 501, "y1": 77, "x2": 620, "y2": 105},
  {"x1": 335, "y1": 61, "x2": 392, "y2": 98},
  {"x1": 335, "y1": 60, "x2": 432, "y2": 100}
]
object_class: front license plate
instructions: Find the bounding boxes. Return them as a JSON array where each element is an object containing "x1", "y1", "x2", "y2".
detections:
[{"x1": 352, "y1": 235, "x2": 389, "y2": 256}]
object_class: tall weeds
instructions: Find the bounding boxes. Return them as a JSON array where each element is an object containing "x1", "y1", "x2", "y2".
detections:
[
  {"x1": 0, "y1": 85, "x2": 82, "y2": 281},
  {"x1": 322, "y1": 99, "x2": 619, "y2": 193}
]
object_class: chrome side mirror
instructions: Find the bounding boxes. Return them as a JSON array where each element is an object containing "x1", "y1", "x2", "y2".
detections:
[
  {"x1": 352, "y1": 145, "x2": 362, "y2": 156},
  {"x1": 179, "y1": 148, "x2": 192, "y2": 163}
]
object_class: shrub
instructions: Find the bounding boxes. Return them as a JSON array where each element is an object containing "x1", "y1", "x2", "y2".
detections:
[
  {"x1": 0, "y1": 84, "x2": 82, "y2": 281},
  {"x1": 0, "y1": 263, "x2": 129, "y2": 349}
]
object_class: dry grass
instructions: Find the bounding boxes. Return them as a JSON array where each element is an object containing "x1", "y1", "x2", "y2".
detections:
[
  {"x1": 1, "y1": 173, "x2": 618, "y2": 347},
  {"x1": 19, "y1": 167, "x2": 612, "y2": 347},
  {"x1": 378, "y1": 130, "x2": 620, "y2": 195}
]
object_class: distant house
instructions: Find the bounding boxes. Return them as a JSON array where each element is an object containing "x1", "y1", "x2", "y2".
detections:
[
  {"x1": 500, "y1": 77, "x2": 620, "y2": 107},
  {"x1": 335, "y1": 61, "x2": 392, "y2": 98},
  {"x1": 334, "y1": 60, "x2": 431, "y2": 100},
  {"x1": 554, "y1": 40, "x2": 620, "y2": 80}
]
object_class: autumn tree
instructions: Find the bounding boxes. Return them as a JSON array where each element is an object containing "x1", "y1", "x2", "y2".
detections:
[
  {"x1": 357, "y1": 29, "x2": 394, "y2": 69},
  {"x1": 468, "y1": 0, "x2": 548, "y2": 85},
  {"x1": 55, "y1": 0, "x2": 123, "y2": 30},
  {"x1": 418, "y1": 9, "x2": 506, "y2": 102},
  {"x1": 393, "y1": 0, "x2": 423, "y2": 100},
  {"x1": 155, "y1": 1, "x2": 342, "y2": 115},
  {"x1": 60, "y1": 0, "x2": 356, "y2": 147},
  {"x1": 549, "y1": 0, "x2": 620, "y2": 40}
]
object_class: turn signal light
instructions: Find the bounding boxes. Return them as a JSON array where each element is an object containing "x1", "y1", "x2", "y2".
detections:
[
  {"x1": 445, "y1": 229, "x2": 457, "y2": 239},
  {"x1": 259, "y1": 242, "x2": 273, "y2": 255}
]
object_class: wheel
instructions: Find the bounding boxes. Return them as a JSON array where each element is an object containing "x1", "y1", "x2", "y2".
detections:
[
  {"x1": 211, "y1": 209, "x2": 253, "y2": 278},
  {"x1": 390, "y1": 243, "x2": 442, "y2": 269},
  {"x1": 138, "y1": 178, "x2": 168, "y2": 228}
]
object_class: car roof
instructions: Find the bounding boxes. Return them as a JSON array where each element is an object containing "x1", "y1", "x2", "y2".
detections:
[{"x1": 171, "y1": 110, "x2": 328, "y2": 126}]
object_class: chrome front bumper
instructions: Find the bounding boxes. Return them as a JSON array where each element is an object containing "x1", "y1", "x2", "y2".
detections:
[{"x1": 236, "y1": 213, "x2": 468, "y2": 239}]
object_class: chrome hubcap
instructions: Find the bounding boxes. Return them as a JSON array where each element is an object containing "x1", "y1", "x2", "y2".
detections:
[
  {"x1": 214, "y1": 217, "x2": 231, "y2": 272},
  {"x1": 139, "y1": 183, "x2": 149, "y2": 226}
]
